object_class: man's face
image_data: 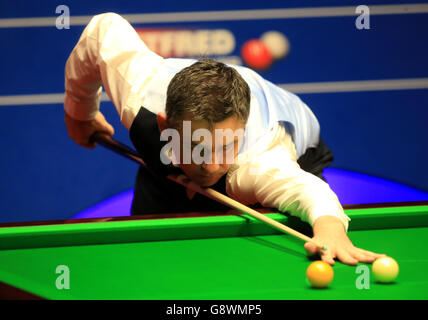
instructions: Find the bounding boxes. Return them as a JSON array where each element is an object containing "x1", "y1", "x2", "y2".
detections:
[{"x1": 176, "y1": 115, "x2": 245, "y2": 187}]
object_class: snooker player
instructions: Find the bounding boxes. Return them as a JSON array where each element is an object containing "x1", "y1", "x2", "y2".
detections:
[{"x1": 64, "y1": 13, "x2": 384, "y2": 266}]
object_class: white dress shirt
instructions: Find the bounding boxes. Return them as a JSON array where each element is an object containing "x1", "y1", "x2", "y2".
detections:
[{"x1": 64, "y1": 12, "x2": 350, "y2": 230}]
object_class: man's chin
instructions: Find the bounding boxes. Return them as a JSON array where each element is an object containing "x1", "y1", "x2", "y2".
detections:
[
  {"x1": 193, "y1": 176, "x2": 221, "y2": 187},
  {"x1": 199, "y1": 181, "x2": 217, "y2": 187}
]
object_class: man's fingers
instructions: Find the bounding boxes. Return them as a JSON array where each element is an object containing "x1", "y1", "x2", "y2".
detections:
[
  {"x1": 354, "y1": 248, "x2": 386, "y2": 263},
  {"x1": 305, "y1": 234, "x2": 387, "y2": 266},
  {"x1": 94, "y1": 112, "x2": 115, "y2": 136},
  {"x1": 321, "y1": 250, "x2": 334, "y2": 266},
  {"x1": 356, "y1": 248, "x2": 386, "y2": 259},
  {"x1": 336, "y1": 249, "x2": 359, "y2": 266},
  {"x1": 96, "y1": 122, "x2": 115, "y2": 136},
  {"x1": 79, "y1": 140, "x2": 97, "y2": 149},
  {"x1": 305, "y1": 242, "x2": 336, "y2": 265},
  {"x1": 65, "y1": 111, "x2": 115, "y2": 149},
  {"x1": 304, "y1": 242, "x2": 318, "y2": 256},
  {"x1": 82, "y1": 125, "x2": 114, "y2": 149},
  {"x1": 350, "y1": 250, "x2": 377, "y2": 264},
  {"x1": 106, "y1": 122, "x2": 115, "y2": 136},
  {"x1": 320, "y1": 249, "x2": 335, "y2": 266}
]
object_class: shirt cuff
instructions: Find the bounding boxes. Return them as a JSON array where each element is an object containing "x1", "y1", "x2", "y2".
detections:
[
  {"x1": 305, "y1": 202, "x2": 351, "y2": 232},
  {"x1": 63, "y1": 89, "x2": 101, "y2": 121}
]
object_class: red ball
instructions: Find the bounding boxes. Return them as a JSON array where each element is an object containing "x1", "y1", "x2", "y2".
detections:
[{"x1": 241, "y1": 39, "x2": 273, "y2": 70}]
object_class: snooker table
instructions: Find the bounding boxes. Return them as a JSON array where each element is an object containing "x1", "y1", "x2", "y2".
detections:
[{"x1": 0, "y1": 201, "x2": 427, "y2": 300}]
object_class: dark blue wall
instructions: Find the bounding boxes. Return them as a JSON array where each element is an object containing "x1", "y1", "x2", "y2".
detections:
[{"x1": 1, "y1": 0, "x2": 427, "y2": 222}]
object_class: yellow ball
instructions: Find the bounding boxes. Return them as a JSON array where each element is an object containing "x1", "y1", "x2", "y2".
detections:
[
  {"x1": 372, "y1": 256, "x2": 399, "y2": 283},
  {"x1": 306, "y1": 261, "x2": 334, "y2": 288}
]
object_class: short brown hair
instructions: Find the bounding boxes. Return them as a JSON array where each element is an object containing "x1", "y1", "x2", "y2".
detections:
[{"x1": 166, "y1": 58, "x2": 251, "y2": 129}]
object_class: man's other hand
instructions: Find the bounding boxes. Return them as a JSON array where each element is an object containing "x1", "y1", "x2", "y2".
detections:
[{"x1": 64, "y1": 111, "x2": 115, "y2": 149}]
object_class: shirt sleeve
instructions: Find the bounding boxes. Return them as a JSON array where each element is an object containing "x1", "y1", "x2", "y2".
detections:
[
  {"x1": 64, "y1": 12, "x2": 164, "y2": 129},
  {"x1": 226, "y1": 123, "x2": 351, "y2": 231}
]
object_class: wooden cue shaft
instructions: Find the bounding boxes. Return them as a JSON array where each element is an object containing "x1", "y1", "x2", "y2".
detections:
[
  {"x1": 171, "y1": 175, "x2": 326, "y2": 250},
  {"x1": 91, "y1": 132, "x2": 326, "y2": 250}
]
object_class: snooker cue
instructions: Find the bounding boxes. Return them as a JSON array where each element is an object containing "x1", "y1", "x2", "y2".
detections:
[{"x1": 90, "y1": 132, "x2": 327, "y2": 251}]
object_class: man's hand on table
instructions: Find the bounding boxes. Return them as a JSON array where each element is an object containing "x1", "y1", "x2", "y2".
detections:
[
  {"x1": 304, "y1": 215, "x2": 386, "y2": 266},
  {"x1": 65, "y1": 111, "x2": 115, "y2": 149}
]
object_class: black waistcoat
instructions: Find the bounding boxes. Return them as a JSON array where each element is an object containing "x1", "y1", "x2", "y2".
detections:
[{"x1": 129, "y1": 107, "x2": 230, "y2": 215}]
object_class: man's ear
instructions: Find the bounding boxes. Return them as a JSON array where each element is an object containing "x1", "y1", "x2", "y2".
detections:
[{"x1": 157, "y1": 112, "x2": 169, "y2": 133}]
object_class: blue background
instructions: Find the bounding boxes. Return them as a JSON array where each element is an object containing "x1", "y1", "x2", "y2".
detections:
[{"x1": 0, "y1": 0, "x2": 427, "y2": 222}]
